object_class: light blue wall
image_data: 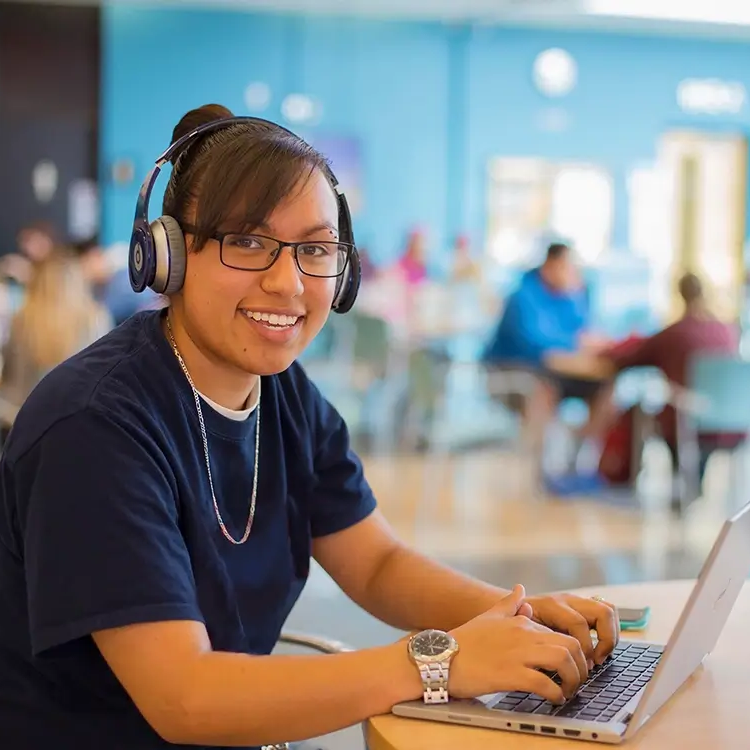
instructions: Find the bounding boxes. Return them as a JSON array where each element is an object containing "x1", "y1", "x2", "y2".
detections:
[{"x1": 101, "y1": 5, "x2": 750, "y2": 268}]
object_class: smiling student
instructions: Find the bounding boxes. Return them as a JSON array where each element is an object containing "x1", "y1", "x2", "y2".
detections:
[{"x1": 0, "y1": 104, "x2": 619, "y2": 750}]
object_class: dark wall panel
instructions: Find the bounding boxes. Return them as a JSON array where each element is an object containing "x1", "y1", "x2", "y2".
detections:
[{"x1": 0, "y1": 2, "x2": 100, "y2": 252}]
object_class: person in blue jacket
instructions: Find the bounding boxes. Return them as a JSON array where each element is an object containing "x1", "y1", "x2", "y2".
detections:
[
  {"x1": 484, "y1": 242, "x2": 597, "y2": 403},
  {"x1": 0, "y1": 105, "x2": 619, "y2": 750}
]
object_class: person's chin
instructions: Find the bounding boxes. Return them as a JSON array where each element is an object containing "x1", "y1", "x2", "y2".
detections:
[
  {"x1": 232, "y1": 339, "x2": 308, "y2": 376},
  {"x1": 238, "y1": 352, "x2": 299, "y2": 376}
]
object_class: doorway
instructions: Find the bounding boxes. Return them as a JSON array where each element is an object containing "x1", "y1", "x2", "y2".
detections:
[{"x1": 656, "y1": 130, "x2": 748, "y2": 323}]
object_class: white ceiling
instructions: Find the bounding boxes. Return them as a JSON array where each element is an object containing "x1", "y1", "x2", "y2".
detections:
[{"x1": 16, "y1": 0, "x2": 750, "y2": 39}]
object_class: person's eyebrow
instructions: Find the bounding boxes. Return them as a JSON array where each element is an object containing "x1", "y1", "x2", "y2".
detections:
[
  {"x1": 253, "y1": 221, "x2": 339, "y2": 240},
  {"x1": 302, "y1": 222, "x2": 339, "y2": 239}
]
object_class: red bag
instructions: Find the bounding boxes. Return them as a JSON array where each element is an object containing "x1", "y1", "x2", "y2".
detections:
[{"x1": 598, "y1": 407, "x2": 635, "y2": 485}]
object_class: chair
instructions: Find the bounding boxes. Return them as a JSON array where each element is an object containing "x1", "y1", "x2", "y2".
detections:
[
  {"x1": 404, "y1": 356, "x2": 544, "y2": 510},
  {"x1": 273, "y1": 632, "x2": 364, "y2": 750},
  {"x1": 276, "y1": 631, "x2": 354, "y2": 655},
  {"x1": 405, "y1": 358, "x2": 541, "y2": 451},
  {"x1": 670, "y1": 354, "x2": 750, "y2": 515},
  {"x1": 300, "y1": 312, "x2": 397, "y2": 451}
]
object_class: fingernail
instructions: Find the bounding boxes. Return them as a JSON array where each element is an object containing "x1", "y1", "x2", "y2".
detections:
[{"x1": 587, "y1": 659, "x2": 594, "y2": 670}]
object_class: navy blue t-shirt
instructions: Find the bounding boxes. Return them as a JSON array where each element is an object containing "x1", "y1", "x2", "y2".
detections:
[{"x1": 0, "y1": 309, "x2": 376, "y2": 749}]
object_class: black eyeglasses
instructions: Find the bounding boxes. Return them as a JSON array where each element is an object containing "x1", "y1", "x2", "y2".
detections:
[{"x1": 181, "y1": 224, "x2": 354, "y2": 279}]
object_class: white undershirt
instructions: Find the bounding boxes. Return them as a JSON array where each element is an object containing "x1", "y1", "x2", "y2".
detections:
[{"x1": 197, "y1": 378, "x2": 261, "y2": 422}]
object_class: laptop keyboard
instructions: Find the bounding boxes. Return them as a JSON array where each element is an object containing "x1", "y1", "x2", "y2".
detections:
[{"x1": 491, "y1": 642, "x2": 664, "y2": 723}]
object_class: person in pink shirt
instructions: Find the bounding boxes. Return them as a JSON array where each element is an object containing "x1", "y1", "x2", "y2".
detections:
[{"x1": 395, "y1": 227, "x2": 428, "y2": 286}]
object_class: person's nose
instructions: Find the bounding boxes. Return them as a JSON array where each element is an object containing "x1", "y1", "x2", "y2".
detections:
[{"x1": 259, "y1": 246, "x2": 304, "y2": 298}]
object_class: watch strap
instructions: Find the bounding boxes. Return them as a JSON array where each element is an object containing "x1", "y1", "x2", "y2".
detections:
[{"x1": 419, "y1": 662, "x2": 450, "y2": 703}]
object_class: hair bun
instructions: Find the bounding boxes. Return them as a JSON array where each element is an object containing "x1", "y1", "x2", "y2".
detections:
[{"x1": 169, "y1": 104, "x2": 234, "y2": 164}]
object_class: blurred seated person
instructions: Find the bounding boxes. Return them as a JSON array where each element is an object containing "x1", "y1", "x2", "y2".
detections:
[
  {"x1": 0, "y1": 250, "x2": 112, "y2": 430},
  {"x1": 450, "y1": 233, "x2": 481, "y2": 282},
  {"x1": 371, "y1": 228, "x2": 430, "y2": 324},
  {"x1": 394, "y1": 226, "x2": 428, "y2": 286},
  {"x1": 600, "y1": 273, "x2": 742, "y2": 502},
  {"x1": 483, "y1": 243, "x2": 605, "y2": 446},
  {"x1": 78, "y1": 240, "x2": 160, "y2": 325},
  {"x1": 0, "y1": 221, "x2": 58, "y2": 287}
]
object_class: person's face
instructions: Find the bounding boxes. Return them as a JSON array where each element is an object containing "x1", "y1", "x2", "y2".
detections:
[
  {"x1": 407, "y1": 232, "x2": 426, "y2": 263},
  {"x1": 18, "y1": 229, "x2": 54, "y2": 262},
  {"x1": 546, "y1": 253, "x2": 580, "y2": 292},
  {"x1": 179, "y1": 168, "x2": 340, "y2": 376}
]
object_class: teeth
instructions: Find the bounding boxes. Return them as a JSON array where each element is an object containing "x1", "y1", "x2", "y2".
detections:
[{"x1": 244, "y1": 311, "x2": 299, "y2": 327}]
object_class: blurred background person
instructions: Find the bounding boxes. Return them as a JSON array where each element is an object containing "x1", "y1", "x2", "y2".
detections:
[
  {"x1": 449, "y1": 233, "x2": 481, "y2": 283},
  {"x1": 598, "y1": 273, "x2": 744, "y2": 504},
  {"x1": 77, "y1": 239, "x2": 160, "y2": 325},
  {"x1": 0, "y1": 250, "x2": 112, "y2": 431},
  {"x1": 482, "y1": 243, "x2": 608, "y2": 452},
  {"x1": 483, "y1": 243, "x2": 590, "y2": 369},
  {"x1": 0, "y1": 221, "x2": 58, "y2": 288},
  {"x1": 393, "y1": 226, "x2": 428, "y2": 287}
]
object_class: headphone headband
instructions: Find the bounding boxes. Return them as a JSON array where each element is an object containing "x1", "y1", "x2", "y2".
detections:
[
  {"x1": 157, "y1": 115, "x2": 284, "y2": 167},
  {"x1": 128, "y1": 114, "x2": 361, "y2": 313}
]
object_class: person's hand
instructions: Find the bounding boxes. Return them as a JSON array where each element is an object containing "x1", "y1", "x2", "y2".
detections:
[
  {"x1": 524, "y1": 592, "x2": 619, "y2": 667},
  {"x1": 0, "y1": 253, "x2": 32, "y2": 285},
  {"x1": 448, "y1": 585, "x2": 588, "y2": 704},
  {"x1": 578, "y1": 332, "x2": 612, "y2": 353}
]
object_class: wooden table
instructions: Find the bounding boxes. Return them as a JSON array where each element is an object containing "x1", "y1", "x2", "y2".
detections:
[
  {"x1": 544, "y1": 352, "x2": 614, "y2": 382},
  {"x1": 366, "y1": 580, "x2": 750, "y2": 749}
]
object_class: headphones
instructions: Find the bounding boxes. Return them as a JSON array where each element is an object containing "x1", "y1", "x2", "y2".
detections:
[{"x1": 128, "y1": 116, "x2": 361, "y2": 314}]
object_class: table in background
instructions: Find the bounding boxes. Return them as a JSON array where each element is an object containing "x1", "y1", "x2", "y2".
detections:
[
  {"x1": 367, "y1": 580, "x2": 750, "y2": 749},
  {"x1": 545, "y1": 352, "x2": 614, "y2": 382}
]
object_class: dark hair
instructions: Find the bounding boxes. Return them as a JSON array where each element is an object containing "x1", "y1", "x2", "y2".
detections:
[
  {"x1": 546, "y1": 242, "x2": 570, "y2": 261},
  {"x1": 163, "y1": 103, "x2": 332, "y2": 250},
  {"x1": 678, "y1": 272, "x2": 704, "y2": 304}
]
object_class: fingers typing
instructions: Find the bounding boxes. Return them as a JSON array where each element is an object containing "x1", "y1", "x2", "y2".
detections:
[
  {"x1": 525, "y1": 645, "x2": 582, "y2": 701},
  {"x1": 592, "y1": 601, "x2": 620, "y2": 665},
  {"x1": 558, "y1": 607, "x2": 596, "y2": 667},
  {"x1": 519, "y1": 668, "x2": 566, "y2": 705}
]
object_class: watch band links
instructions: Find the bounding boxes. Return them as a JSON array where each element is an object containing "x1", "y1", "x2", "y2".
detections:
[{"x1": 419, "y1": 662, "x2": 450, "y2": 703}]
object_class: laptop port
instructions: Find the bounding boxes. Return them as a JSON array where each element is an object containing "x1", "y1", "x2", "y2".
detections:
[
  {"x1": 563, "y1": 729, "x2": 581, "y2": 737},
  {"x1": 519, "y1": 723, "x2": 535, "y2": 732},
  {"x1": 541, "y1": 727, "x2": 557, "y2": 735}
]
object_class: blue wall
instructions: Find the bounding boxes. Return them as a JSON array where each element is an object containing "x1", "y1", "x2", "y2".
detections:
[{"x1": 101, "y1": 5, "x2": 750, "y2": 266}]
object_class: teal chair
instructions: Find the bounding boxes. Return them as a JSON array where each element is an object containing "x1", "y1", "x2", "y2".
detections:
[
  {"x1": 687, "y1": 354, "x2": 750, "y2": 432},
  {"x1": 672, "y1": 354, "x2": 750, "y2": 514}
]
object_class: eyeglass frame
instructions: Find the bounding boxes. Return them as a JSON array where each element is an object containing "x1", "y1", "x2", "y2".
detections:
[{"x1": 180, "y1": 223, "x2": 355, "y2": 279}]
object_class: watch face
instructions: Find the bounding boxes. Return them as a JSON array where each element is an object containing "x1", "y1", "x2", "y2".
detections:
[{"x1": 411, "y1": 630, "x2": 456, "y2": 661}]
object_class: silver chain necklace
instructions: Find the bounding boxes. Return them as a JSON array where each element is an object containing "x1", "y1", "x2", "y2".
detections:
[{"x1": 166, "y1": 315, "x2": 260, "y2": 545}]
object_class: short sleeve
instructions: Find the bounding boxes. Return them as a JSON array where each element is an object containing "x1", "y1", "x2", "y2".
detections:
[
  {"x1": 9, "y1": 407, "x2": 202, "y2": 656},
  {"x1": 309, "y1": 389, "x2": 377, "y2": 538}
]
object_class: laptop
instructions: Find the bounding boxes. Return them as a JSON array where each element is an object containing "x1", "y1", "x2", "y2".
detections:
[{"x1": 392, "y1": 500, "x2": 750, "y2": 744}]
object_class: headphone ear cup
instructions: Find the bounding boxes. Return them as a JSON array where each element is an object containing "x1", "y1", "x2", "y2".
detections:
[
  {"x1": 149, "y1": 216, "x2": 187, "y2": 295},
  {"x1": 129, "y1": 219, "x2": 156, "y2": 293},
  {"x1": 332, "y1": 249, "x2": 361, "y2": 314}
]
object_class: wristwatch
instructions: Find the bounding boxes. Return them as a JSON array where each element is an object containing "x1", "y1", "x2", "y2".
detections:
[{"x1": 407, "y1": 629, "x2": 460, "y2": 703}]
